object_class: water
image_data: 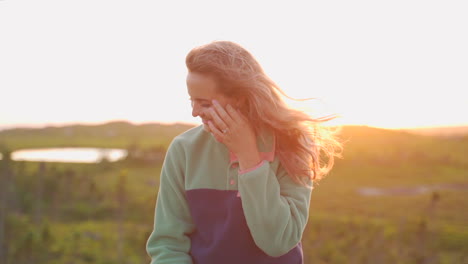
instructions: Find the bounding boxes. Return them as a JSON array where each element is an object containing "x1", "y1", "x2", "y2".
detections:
[{"x1": 5, "y1": 148, "x2": 127, "y2": 163}]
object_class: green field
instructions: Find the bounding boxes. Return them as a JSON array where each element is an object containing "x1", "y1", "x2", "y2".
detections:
[{"x1": 0, "y1": 122, "x2": 467, "y2": 264}]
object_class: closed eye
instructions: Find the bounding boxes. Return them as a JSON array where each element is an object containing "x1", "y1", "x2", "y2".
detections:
[{"x1": 189, "y1": 98, "x2": 211, "y2": 108}]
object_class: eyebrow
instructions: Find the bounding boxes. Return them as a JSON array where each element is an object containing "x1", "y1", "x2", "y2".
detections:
[{"x1": 189, "y1": 97, "x2": 211, "y2": 103}]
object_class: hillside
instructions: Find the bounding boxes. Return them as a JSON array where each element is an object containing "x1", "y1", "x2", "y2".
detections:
[
  {"x1": 0, "y1": 121, "x2": 196, "y2": 150},
  {"x1": 402, "y1": 125, "x2": 468, "y2": 137}
]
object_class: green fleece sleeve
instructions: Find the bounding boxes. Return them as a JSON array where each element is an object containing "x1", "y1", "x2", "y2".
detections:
[
  {"x1": 237, "y1": 160, "x2": 312, "y2": 257},
  {"x1": 146, "y1": 138, "x2": 194, "y2": 264}
]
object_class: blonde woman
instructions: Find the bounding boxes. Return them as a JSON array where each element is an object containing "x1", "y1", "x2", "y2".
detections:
[{"x1": 146, "y1": 41, "x2": 342, "y2": 264}]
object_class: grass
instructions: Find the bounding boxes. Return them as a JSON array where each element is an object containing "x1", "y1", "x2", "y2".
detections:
[{"x1": 1, "y1": 122, "x2": 467, "y2": 263}]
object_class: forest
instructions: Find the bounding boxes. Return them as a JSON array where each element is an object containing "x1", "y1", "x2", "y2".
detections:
[{"x1": 0, "y1": 122, "x2": 467, "y2": 264}]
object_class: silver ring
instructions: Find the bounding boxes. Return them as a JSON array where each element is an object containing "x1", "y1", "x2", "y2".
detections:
[{"x1": 222, "y1": 128, "x2": 228, "y2": 134}]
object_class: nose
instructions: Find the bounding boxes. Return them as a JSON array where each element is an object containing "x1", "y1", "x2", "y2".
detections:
[{"x1": 192, "y1": 103, "x2": 201, "y2": 117}]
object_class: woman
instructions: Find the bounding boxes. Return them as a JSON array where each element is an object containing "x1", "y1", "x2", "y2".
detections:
[{"x1": 146, "y1": 41, "x2": 342, "y2": 264}]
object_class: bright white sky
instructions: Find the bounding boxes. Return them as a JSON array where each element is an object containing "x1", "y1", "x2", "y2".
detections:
[{"x1": 1, "y1": 0, "x2": 467, "y2": 130}]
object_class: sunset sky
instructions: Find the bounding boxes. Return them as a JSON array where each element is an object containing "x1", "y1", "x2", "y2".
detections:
[{"x1": 1, "y1": 0, "x2": 467, "y2": 130}]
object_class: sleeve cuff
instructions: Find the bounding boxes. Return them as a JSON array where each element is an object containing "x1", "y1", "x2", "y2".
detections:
[{"x1": 238, "y1": 160, "x2": 266, "y2": 175}]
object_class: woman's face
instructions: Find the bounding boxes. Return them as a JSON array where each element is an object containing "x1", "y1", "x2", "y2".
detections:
[{"x1": 186, "y1": 72, "x2": 234, "y2": 133}]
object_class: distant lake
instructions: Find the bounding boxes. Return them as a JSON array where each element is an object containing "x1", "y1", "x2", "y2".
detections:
[{"x1": 4, "y1": 148, "x2": 127, "y2": 163}]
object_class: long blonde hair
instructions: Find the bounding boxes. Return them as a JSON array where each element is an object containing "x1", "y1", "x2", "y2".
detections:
[{"x1": 186, "y1": 41, "x2": 342, "y2": 184}]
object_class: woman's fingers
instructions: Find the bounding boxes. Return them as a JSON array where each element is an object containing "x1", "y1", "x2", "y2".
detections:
[
  {"x1": 212, "y1": 100, "x2": 234, "y2": 127},
  {"x1": 225, "y1": 104, "x2": 243, "y2": 124},
  {"x1": 209, "y1": 108, "x2": 228, "y2": 132},
  {"x1": 208, "y1": 102, "x2": 257, "y2": 156},
  {"x1": 208, "y1": 121, "x2": 223, "y2": 142},
  {"x1": 208, "y1": 101, "x2": 250, "y2": 148}
]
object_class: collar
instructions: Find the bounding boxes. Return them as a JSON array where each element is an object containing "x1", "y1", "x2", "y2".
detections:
[{"x1": 229, "y1": 129, "x2": 276, "y2": 163}]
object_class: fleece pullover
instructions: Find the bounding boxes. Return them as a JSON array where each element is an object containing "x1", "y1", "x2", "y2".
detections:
[{"x1": 146, "y1": 125, "x2": 313, "y2": 264}]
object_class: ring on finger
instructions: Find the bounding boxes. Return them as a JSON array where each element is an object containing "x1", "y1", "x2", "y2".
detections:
[{"x1": 222, "y1": 128, "x2": 229, "y2": 134}]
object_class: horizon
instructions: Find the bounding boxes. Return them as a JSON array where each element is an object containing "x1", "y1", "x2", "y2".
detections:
[{"x1": 1, "y1": 119, "x2": 467, "y2": 132}]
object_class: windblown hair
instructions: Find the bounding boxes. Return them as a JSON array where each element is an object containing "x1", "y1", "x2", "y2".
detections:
[{"x1": 186, "y1": 41, "x2": 342, "y2": 184}]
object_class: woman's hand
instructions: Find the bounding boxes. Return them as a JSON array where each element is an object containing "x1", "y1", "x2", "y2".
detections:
[{"x1": 208, "y1": 100, "x2": 262, "y2": 171}]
